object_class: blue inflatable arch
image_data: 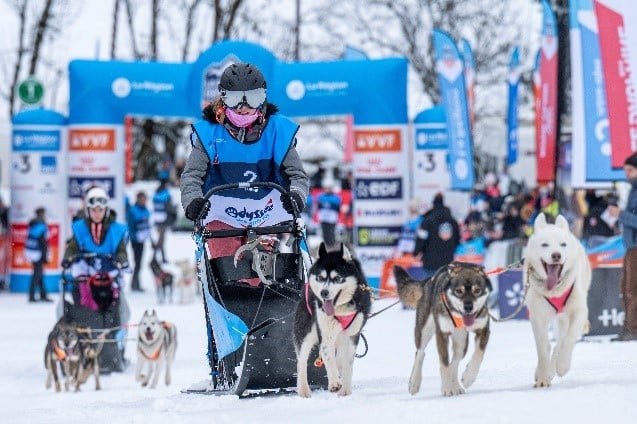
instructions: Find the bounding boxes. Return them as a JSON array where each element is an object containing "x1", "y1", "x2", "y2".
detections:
[{"x1": 67, "y1": 40, "x2": 409, "y2": 285}]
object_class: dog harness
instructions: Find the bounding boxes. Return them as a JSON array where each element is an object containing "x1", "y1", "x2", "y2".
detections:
[
  {"x1": 304, "y1": 283, "x2": 357, "y2": 330},
  {"x1": 139, "y1": 322, "x2": 173, "y2": 361},
  {"x1": 53, "y1": 344, "x2": 68, "y2": 361},
  {"x1": 543, "y1": 284, "x2": 574, "y2": 313},
  {"x1": 441, "y1": 293, "x2": 468, "y2": 328}
]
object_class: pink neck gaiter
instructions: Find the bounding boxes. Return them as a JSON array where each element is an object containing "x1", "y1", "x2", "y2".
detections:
[{"x1": 225, "y1": 108, "x2": 260, "y2": 128}]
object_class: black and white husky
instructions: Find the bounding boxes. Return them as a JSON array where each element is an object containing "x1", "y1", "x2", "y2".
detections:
[
  {"x1": 293, "y1": 243, "x2": 372, "y2": 398},
  {"x1": 135, "y1": 309, "x2": 177, "y2": 388}
]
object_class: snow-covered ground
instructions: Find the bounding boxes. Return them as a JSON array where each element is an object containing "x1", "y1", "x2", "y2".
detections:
[{"x1": 2, "y1": 231, "x2": 637, "y2": 424}]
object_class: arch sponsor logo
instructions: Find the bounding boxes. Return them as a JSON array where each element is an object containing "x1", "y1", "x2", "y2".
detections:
[
  {"x1": 354, "y1": 129, "x2": 401, "y2": 152},
  {"x1": 69, "y1": 129, "x2": 116, "y2": 151},
  {"x1": 112, "y1": 77, "x2": 174, "y2": 98},
  {"x1": 12, "y1": 130, "x2": 60, "y2": 151},
  {"x1": 286, "y1": 79, "x2": 348, "y2": 101}
]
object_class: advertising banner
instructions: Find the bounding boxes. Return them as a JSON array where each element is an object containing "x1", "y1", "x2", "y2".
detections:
[
  {"x1": 353, "y1": 125, "x2": 408, "y2": 284},
  {"x1": 433, "y1": 29, "x2": 474, "y2": 191},
  {"x1": 507, "y1": 47, "x2": 521, "y2": 165},
  {"x1": 594, "y1": 0, "x2": 637, "y2": 167},
  {"x1": 67, "y1": 125, "x2": 125, "y2": 221},
  {"x1": 10, "y1": 109, "x2": 67, "y2": 292},
  {"x1": 459, "y1": 39, "x2": 475, "y2": 131},
  {"x1": 536, "y1": 0, "x2": 559, "y2": 184},
  {"x1": 570, "y1": 0, "x2": 624, "y2": 184}
]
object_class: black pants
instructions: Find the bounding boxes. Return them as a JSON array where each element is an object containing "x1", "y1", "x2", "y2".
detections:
[
  {"x1": 29, "y1": 260, "x2": 47, "y2": 300},
  {"x1": 131, "y1": 241, "x2": 145, "y2": 290},
  {"x1": 155, "y1": 225, "x2": 167, "y2": 263},
  {"x1": 321, "y1": 222, "x2": 337, "y2": 248}
]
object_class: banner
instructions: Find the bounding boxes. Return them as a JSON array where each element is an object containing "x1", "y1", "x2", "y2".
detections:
[
  {"x1": 594, "y1": 0, "x2": 637, "y2": 167},
  {"x1": 569, "y1": 0, "x2": 623, "y2": 184},
  {"x1": 507, "y1": 47, "x2": 521, "y2": 165},
  {"x1": 10, "y1": 109, "x2": 67, "y2": 292},
  {"x1": 536, "y1": 0, "x2": 559, "y2": 184},
  {"x1": 433, "y1": 29, "x2": 475, "y2": 191},
  {"x1": 459, "y1": 39, "x2": 475, "y2": 131}
]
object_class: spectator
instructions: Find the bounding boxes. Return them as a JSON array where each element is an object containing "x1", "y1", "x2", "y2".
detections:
[
  {"x1": 607, "y1": 152, "x2": 637, "y2": 341},
  {"x1": 25, "y1": 207, "x2": 51, "y2": 302},
  {"x1": 413, "y1": 193, "x2": 461, "y2": 279},
  {"x1": 152, "y1": 179, "x2": 176, "y2": 263},
  {"x1": 127, "y1": 191, "x2": 151, "y2": 292},
  {"x1": 316, "y1": 180, "x2": 342, "y2": 250},
  {"x1": 582, "y1": 190, "x2": 618, "y2": 248}
]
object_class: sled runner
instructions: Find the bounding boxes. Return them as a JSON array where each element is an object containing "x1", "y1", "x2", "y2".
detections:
[
  {"x1": 60, "y1": 253, "x2": 129, "y2": 373},
  {"x1": 183, "y1": 182, "x2": 327, "y2": 396}
]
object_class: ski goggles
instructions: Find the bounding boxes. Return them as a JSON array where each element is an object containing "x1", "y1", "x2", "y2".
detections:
[
  {"x1": 220, "y1": 88, "x2": 266, "y2": 109},
  {"x1": 87, "y1": 197, "x2": 108, "y2": 209}
]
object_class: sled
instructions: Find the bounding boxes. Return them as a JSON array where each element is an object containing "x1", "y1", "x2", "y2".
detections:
[
  {"x1": 60, "y1": 253, "x2": 129, "y2": 374},
  {"x1": 182, "y1": 182, "x2": 327, "y2": 397}
]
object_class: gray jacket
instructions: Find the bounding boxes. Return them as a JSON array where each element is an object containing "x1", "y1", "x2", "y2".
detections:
[{"x1": 180, "y1": 104, "x2": 308, "y2": 212}]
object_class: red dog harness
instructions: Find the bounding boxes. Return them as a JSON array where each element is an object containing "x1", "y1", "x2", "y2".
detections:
[
  {"x1": 544, "y1": 284, "x2": 574, "y2": 313},
  {"x1": 304, "y1": 283, "x2": 357, "y2": 330}
]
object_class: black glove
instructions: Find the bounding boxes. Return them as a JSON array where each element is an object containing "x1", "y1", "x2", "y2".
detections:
[
  {"x1": 185, "y1": 197, "x2": 208, "y2": 221},
  {"x1": 280, "y1": 192, "x2": 305, "y2": 215}
]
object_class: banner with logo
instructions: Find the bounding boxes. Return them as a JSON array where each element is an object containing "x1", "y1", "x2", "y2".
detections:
[
  {"x1": 67, "y1": 125, "x2": 125, "y2": 220},
  {"x1": 594, "y1": 0, "x2": 637, "y2": 167},
  {"x1": 433, "y1": 29, "x2": 475, "y2": 191},
  {"x1": 536, "y1": 0, "x2": 559, "y2": 184},
  {"x1": 10, "y1": 109, "x2": 66, "y2": 292},
  {"x1": 353, "y1": 125, "x2": 409, "y2": 281},
  {"x1": 570, "y1": 0, "x2": 624, "y2": 185},
  {"x1": 507, "y1": 47, "x2": 521, "y2": 165},
  {"x1": 412, "y1": 106, "x2": 450, "y2": 207}
]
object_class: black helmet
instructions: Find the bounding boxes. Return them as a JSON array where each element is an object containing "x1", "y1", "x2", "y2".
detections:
[{"x1": 218, "y1": 63, "x2": 266, "y2": 92}]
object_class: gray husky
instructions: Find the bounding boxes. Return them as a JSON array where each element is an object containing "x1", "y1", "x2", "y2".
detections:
[
  {"x1": 135, "y1": 309, "x2": 178, "y2": 388},
  {"x1": 294, "y1": 243, "x2": 372, "y2": 398},
  {"x1": 394, "y1": 261, "x2": 492, "y2": 396}
]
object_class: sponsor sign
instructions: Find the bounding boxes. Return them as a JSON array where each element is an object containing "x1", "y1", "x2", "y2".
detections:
[
  {"x1": 356, "y1": 226, "x2": 402, "y2": 247},
  {"x1": 588, "y1": 267, "x2": 624, "y2": 335},
  {"x1": 68, "y1": 177, "x2": 116, "y2": 199},
  {"x1": 12, "y1": 129, "x2": 60, "y2": 151},
  {"x1": 355, "y1": 178, "x2": 403, "y2": 200},
  {"x1": 354, "y1": 129, "x2": 402, "y2": 152},
  {"x1": 69, "y1": 128, "x2": 116, "y2": 151}
]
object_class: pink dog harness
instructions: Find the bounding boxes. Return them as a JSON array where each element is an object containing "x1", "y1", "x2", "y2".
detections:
[
  {"x1": 304, "y1": 283, "x2": 357, "y2": 330},
  {"x1": 544, "y1": 284, "x2": 574, "y2": 313}
]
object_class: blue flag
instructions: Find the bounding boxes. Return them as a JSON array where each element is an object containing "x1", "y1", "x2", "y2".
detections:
[
  {"x1": 195, "y1": 233, "x2": 248, "y2": 360},
  {"x1": 507, "y1": 47, "x2": 521, "y2": 165},
  {"x1": 433, "y1": 29, "x2": 475, "y2": 190}
]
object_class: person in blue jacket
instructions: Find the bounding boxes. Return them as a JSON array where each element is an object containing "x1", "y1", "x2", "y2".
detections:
[
  {"x1": 26, "y1": 207, "x2": 50, "y2": 302},
  {"x1": 152, "y1": 178, "x2": 176, "y2": 264},
  {"x1": 316, "y1": 181, "x2": 342, "y2": 249},
  {"x1": 180, "y1": 62, "x2": 309, "y2": 229},
  {"x1": 127, "y1": 191, "x2": 151, "y2": 292}
]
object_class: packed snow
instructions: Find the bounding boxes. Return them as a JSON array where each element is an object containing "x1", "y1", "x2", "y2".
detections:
[{"x1": 2, "y1": 231, "x2": 636, "y2": 424}]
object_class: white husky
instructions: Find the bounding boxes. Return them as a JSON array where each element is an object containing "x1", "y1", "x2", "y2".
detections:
[
  {"x1": 524, "y1": 213, "x2": 591, "y2": 388},
  {"x1": 135, "y1": 310, "x2": 177, "y2": 388}
]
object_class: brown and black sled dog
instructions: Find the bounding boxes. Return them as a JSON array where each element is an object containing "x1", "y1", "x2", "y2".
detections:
[{"x1": 393, "y1": 261, "x2": 492, "y2": 396}]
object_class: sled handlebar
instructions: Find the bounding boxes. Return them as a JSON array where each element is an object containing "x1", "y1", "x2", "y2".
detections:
[{"x1": 61, "y1": 253, "x2": 127, "y2": 281}]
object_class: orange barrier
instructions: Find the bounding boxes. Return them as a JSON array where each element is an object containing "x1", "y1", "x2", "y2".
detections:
[{"x1": 379, "y1": 255, "x2": 423, "y2": 298}]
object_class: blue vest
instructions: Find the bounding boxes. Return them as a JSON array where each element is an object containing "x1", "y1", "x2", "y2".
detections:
[
  {"x1": 152, "y1": 189, "x2": 170, "y2": 214},
  {"x1": 191, "y1": 115, "x2": 298, "y2": 200},
  {"x1": 72, "y1": 220, "x2": 128, "y2": 255},
  {"x1": 127, "y1": 204, "x2": 151, "y2": 243}
]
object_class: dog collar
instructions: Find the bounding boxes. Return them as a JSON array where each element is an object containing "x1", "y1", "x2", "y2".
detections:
[
  {"x1": 543, "y1": 284, "x2": 574, "y2": 313},
  {"x1": 441, "y1": 293, "x2": 466, "y2": 328}
]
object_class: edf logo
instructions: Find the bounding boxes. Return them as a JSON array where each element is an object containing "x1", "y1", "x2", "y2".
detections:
[{"x1": 355, "y1": 178, "x2": 402, "y2": 200}]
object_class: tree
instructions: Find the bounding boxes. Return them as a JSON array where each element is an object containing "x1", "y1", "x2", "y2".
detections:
[{"x1": 0, "y1": 0, "x2": 75, "y2": 118}]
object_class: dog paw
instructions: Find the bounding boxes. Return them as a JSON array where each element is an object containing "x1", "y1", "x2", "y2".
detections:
[
  {"x1": 408, "y1": 377, "x2": 421, "y2": 395},
  {"x1": 556, "y1": 355, "x2": 572, "y2": 377},
  {"x1": 461, "y1": 371, "x2": 477, "y2": 388},
  {"x1": 328, "y1": 382, "x2": 343, "y2": 393},
  {"x1": 297, "y1": 385, "x2": 312, "y2": 398},
  {"x1": 534, "y1": 373, "x2": 552, "y2": 388},
  {"x1": 442, "y1": 386, "x2": 464, "y2": 396},
  {"x1": 338, "y1": 386, "x2": 352, "y2": 397}
]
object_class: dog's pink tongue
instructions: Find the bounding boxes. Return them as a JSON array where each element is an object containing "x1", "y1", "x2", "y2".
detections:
[
  {"x1": 462, "y1": 314, "x2": 475, "y2": 327},
  {"x1": 546, "y1": 264, "x2": 560, "y2": 290},
  {"x1": 323, "y1": 299, "x2": 335, "y2": 316}
]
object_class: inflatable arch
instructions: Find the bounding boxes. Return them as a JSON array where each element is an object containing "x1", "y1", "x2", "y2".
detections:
[{"x1": 12, "y1": 40, "x2": 409, "y2": 288}]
